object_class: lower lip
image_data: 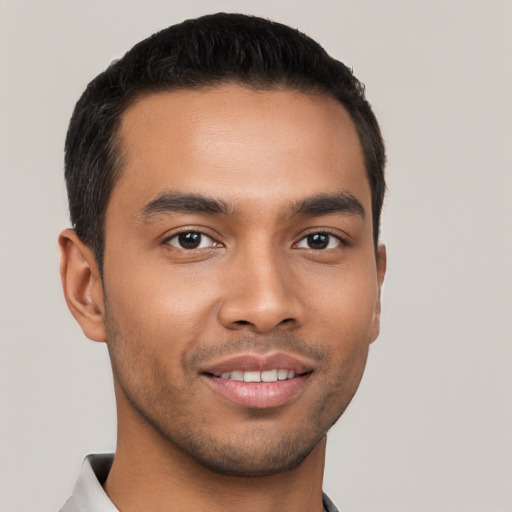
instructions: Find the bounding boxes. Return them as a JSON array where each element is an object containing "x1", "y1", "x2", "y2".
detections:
[{"x1": 203, "y1": 374, "x2": 310, "y2": 408}]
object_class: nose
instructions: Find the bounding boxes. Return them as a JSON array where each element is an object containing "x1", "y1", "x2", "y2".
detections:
[{"x1": 218, "y1": 244, "x2": 305, "y2": 333}]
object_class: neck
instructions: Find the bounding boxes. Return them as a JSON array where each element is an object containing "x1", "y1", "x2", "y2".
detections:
[{"x1": 104, "y1": 384, "x2": 327, "y2": 512}]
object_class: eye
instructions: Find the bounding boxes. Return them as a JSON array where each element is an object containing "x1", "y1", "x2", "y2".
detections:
[
  {"x1": 165, "y1": 231, "x2": 218, "y2": 250},
  {"x1": 296, "y1": 232, "x2": 341, "y2": 250}
]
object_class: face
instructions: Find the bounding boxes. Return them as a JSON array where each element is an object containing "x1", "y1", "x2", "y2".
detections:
[{"x1": 101, "y1": 86, "x2": 385, "y2": 476}]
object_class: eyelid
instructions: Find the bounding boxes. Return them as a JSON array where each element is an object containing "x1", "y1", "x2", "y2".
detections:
[
  {"x1": 293, "y1": 229, "x2": 349, "y2": 249},
  {"x1": 162, "y1": 228, "x2": 223, "y2": 250}
]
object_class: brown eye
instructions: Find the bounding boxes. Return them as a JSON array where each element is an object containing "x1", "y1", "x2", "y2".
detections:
[
  {"x1": 166, "y1": 231, "x2": 216, "y2": 249},
  {"x1": 296, "y1": 232, "x2": 340, "y2": 250}
]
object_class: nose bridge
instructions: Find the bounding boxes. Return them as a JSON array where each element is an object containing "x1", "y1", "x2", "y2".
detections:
[{"x1": 219, "y1": 236, "x2": 303, "y2": 332}]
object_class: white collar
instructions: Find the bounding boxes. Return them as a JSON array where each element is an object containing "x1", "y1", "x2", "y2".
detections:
[
  {"x1": 61, "y1": 453, "x2": 342, "y2": 512},
  {"x1": 60, "y1": 454, "x2": 117, "y2": 512}
]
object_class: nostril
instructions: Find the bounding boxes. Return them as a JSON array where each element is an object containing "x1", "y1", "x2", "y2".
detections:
[{"x1": 232, "y1": 318, "x2": 295, "y2": 329}]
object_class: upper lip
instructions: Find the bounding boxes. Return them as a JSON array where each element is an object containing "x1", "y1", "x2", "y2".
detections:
[{"x1": 199, "y1": 352, "x2": 315, "y2": 376}]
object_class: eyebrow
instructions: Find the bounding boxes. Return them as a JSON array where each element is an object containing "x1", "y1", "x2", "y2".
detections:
[
  {"x1": 140, "y1": 190, "x2": 365, "y2": 221},
  {"x1": 289, "y1": 192, "x2": 366, "y2": 219},
  {"x1": 141, "y1": 191, "x2": 233, "y2": 219}
]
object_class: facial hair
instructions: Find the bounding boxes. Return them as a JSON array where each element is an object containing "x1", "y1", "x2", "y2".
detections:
[{"x1": 106, "y1": 308, "x2": 368, "y2": 477}]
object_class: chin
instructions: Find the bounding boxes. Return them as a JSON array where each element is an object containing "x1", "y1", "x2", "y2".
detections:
[
  {"x1": 176, "y1": 430, "x2": 326, "y2": 477},
  {"x1": 131, "y1": 393, "x2": 332, "y2": 477}
]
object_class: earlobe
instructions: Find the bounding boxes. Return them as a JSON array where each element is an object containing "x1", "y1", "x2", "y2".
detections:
[
  {"x1": 370, "y1": 243, "x2": 387, "y2": 344},
  {"x1": 59, "y1": 229, "x2": 107, "y2": 342}
]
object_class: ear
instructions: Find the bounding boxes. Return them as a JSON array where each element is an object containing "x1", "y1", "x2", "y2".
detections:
[
  {"x1": 59, "y1": 229, "x2": 107, "y2": 342},
  {"x1": 369, "y1": 243, "x2": 387, "y2": 343}
]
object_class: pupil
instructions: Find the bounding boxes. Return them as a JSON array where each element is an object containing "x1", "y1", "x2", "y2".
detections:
[
  {"x1": 307, "y1": 233, "x2": 329, "y2": 249},
  {"x1": 178, "y1": 232, "x2": 201, "y2": 249}
]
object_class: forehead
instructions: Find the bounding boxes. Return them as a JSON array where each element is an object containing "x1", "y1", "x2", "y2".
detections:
[{"x1": 112, "y1": 85, "x2": 369, "y2": 213}]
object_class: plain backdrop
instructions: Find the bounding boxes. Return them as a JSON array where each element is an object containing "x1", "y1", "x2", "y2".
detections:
[{"x1": 0, "y1": 1, "x2": 511, "y2": 511}]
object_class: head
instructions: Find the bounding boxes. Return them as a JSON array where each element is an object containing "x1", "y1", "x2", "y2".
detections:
[
  {"x1": 64, "y1": 12, "x2": 385, "y2": 274},
  {"x1": 60, "y1": 13, "x2": 386, "y2": 478}
]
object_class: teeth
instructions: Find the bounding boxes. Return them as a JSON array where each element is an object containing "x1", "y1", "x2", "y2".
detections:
[
  {"x1": 243, "y1": 371, "x2": 261, "y2": 382},
  {"x1": 277, "y1": 369, "x2": 289, "y2": 380},
  {"x1": 261, "y1": 369, "x2": 277, "y2": 382},
  {"x1": 217, "y1": 369, "x2": 298, "y2": 382}
]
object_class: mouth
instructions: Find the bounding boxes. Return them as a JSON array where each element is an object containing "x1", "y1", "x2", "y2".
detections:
[
  {"x1": 213, "y1": 368, "x2": 300, "y2": 382},
  {"x1": 200, "y1": 353, "x2": 314, "y2": 409}
]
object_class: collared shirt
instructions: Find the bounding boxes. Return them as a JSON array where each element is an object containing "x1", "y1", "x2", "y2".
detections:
[{"x1": 60, "y1": 453, "x2": 342, "y2": 512}]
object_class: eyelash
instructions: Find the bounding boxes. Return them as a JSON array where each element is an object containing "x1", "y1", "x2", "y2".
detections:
[
  {"x1": 163, "y1": 229, "x2": 346, "y2": 251},
  {"x1": 294, "y1": 231, "x2": 345, "y2": 250},
  {"x1": 164, "y1": 230, "x2": 220, "y2": 250}
]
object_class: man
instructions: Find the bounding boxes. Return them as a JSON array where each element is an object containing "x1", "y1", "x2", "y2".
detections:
[{"x1": 59, "y1": 12, "x2": 386, "y2": 512}]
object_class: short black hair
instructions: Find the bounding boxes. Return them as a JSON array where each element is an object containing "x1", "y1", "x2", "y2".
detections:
[{"x1": 65, "y1": 12, "x2": 385, "y2": 271}]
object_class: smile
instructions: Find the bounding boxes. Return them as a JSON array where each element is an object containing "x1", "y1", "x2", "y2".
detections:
[
  {"x1": 200, "y1": 353, "x2": 314, "y2": 408},
  {"x1": 215, "y1": 369, "x2": 297, "y2": 382}
]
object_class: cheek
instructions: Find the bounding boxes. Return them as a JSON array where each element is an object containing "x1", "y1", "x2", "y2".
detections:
[
  {"x1": 306, "y1": 264, "x2": 378, "y2": 391},
  {"x1": 309, "y1": 262, "x2": 379, "y2": 338},
  {"x1": 106, "y1": 262, "x2": 221, "y2": 343}
]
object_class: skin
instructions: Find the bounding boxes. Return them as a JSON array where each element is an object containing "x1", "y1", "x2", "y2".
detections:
[{"x1": 59, "y1": 85, "x2": 386, "y2": 512}]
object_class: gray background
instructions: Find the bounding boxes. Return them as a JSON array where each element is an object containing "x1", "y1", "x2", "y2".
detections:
[{"x1": 0, "y1": 1, "x2": 511, "y2": 511}]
